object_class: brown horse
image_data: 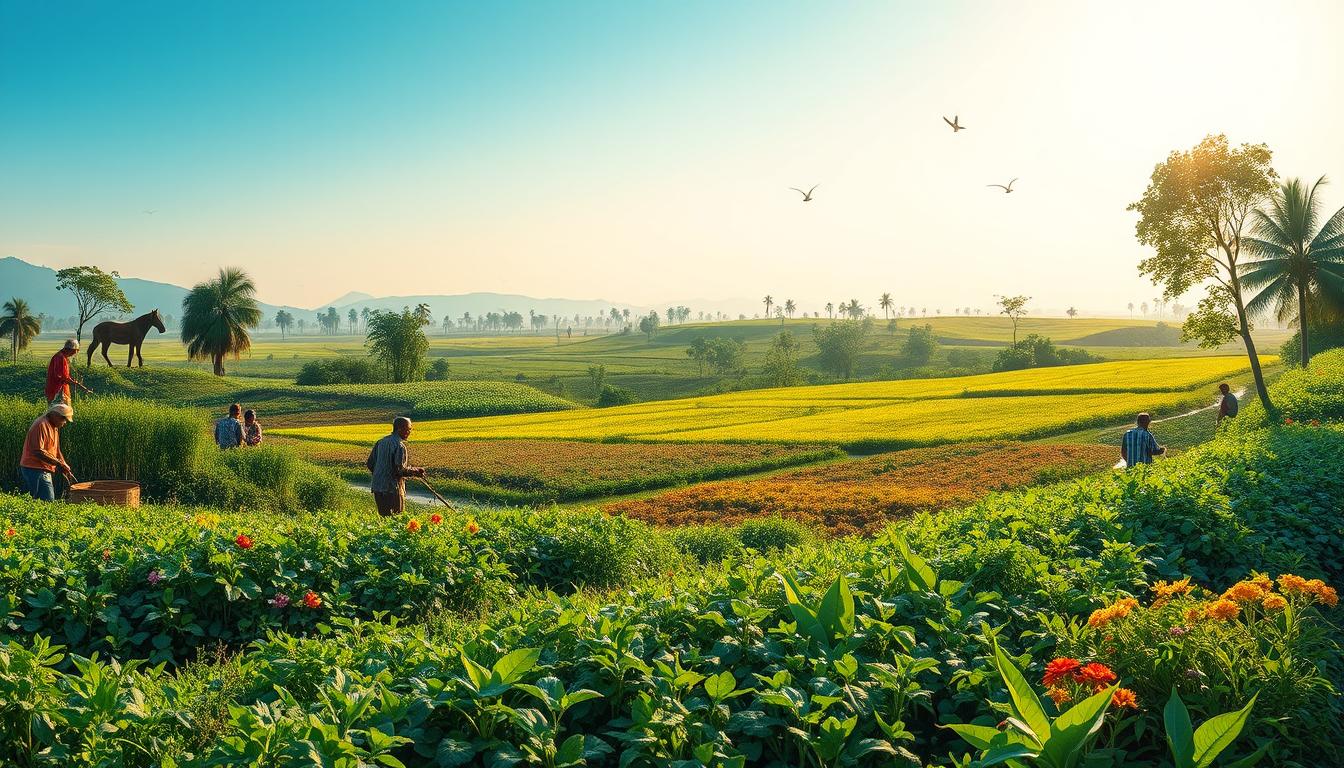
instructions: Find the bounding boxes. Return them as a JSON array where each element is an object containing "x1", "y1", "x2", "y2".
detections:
[{"x1": 88, "y1": 309, "x2": 166, "y2": 367}]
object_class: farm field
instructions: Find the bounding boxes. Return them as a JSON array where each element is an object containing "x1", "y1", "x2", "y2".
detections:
[
  {"x1": 272, "y1": 437, "x2": 842, "y2": 503},
  {"x1": 605, "y1": 441, "x2": 1118, "y2": 535},
  {"x1": 278, "y1": 356, "x2": 1263, "y2": 449}
]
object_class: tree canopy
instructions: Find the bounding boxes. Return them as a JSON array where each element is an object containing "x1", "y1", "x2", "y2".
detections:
[
  {"x1": 181, "y1": 268, "x2": 262, "y2": 376},
  {"x1": 1, "y1": 297, "x2": 42, "y2": 363},
  {"x1": 366, "y1": 307, "x2": 430, "y2": 383},
  {"x1": 813, "y1": 317, "x2": 870, "y2": 380},
  {"x1": 55, "y1": 265, "x2": 133, "y2": 343}
]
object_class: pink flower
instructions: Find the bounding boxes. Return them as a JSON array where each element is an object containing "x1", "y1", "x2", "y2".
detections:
[
  {"x1": 147, "y1": 569, "x2": 163, "y2": 585},
  {"x1": 269, "y1": 592, "x2": 290, "y2": 608}
]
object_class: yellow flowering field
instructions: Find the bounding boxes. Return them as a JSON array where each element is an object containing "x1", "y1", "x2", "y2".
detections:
[{"x1": 276, "y1": 356, "x2": 1257, "y2": 449}]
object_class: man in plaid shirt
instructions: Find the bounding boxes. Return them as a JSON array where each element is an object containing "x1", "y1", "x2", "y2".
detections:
[{"x1": 1120, "y1": 412, "x2": 1166, "y2": 468}]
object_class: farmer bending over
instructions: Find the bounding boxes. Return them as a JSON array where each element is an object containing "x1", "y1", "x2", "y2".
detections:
[
  {"x1": 214, "y1": 403, "x2": 244, "y2": 449},
  {"x1": 19, "y1": 403, "x2": 76, "y2": 501},
  {"x1": 1120, "y1": 412, "x2": 1165, "y2": 468},
  {"x1": 366, "y1": 416, "x2": 425, "y2": 516},
  {"x1": 45, "y1": 339, "x2": 91, "y2": 404},
  {"x1": 1217, "y1": 383, "x2": 1238, "y2": 423}
]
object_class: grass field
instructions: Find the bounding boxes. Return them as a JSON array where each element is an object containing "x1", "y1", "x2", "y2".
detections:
[
  {"x1": 274, "y1": 437, "x2": 841, "y2": 503},
  {"x1": 277, "y1": 356, "x2": 1266, "y2": 450},
  {"x1": 605, "y1": 441, "x2": 1118, "y2": 535}
]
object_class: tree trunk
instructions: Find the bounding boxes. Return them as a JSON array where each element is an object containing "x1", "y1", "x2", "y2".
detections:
[
  {"x1": 1297, "y1": 282, "x2": 1310, "y2": 368},
  {"x1": 1231, "y1": 285, "x2": 1273, "y2": 414},
  {"x1": 213, "y1": 352, "x2": 225, "y2": 376}
]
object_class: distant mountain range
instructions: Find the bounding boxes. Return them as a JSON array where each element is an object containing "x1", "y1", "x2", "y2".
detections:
[{"x1": 0, "y1": 256, "x2": 669, "y2": 331}]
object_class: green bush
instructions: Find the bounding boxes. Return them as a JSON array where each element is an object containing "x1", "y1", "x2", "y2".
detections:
[
  {"x1": 596, "y1": 383, "x2": 637, "y2": 406},
  {"x1": 670, "y1": 524, "x2": 741, "y2": 563},
  {"x1": 737, "y1": 514, "x2": 814, "y2": 551},
  {"x1": 295, "y1": 358, "x2": 387, "y2": 385}
]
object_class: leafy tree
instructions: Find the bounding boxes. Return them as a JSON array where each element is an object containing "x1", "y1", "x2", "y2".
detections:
[
  {"x1": 413, "y1": 303, "x2": 432, "y2": 326},
  {"x1": 825, "y1": 302, "x2": 834, "y2": 319},
  {"x1": 638, "y1": 311, "x2": 660, "y2": 340},
  {"x1": 55, "y1": 265, "x2": 133, "y2": 344},
  {"x1": 993, "y1": 334, "x2": 1099, "y2": 372},
  {"x1": 1129, "y1": 134, "x2": 1278, "y2": 410},
  {"x1": 705, "y1": 337, "x2": 745, "y2": 376},
  {"x1": 597, "y1": 384, "x2": 636, "y2": 407},
  {"x1": 348, "y1": 308, "x2": 358, "y2": 334},
  {"x1": 686, "y1": 337, "x2": 711, "y2": 376},
  {"x1": 366, "y1": 307, "x2": 430, "y2": 383},
  {"x1": 762, "y1": 331, "x2": 801, "y2": 386},
  {"x1": 1141, "y1": 301, "x2": 1149, "y2": 317},
  {"x1": 181, "y1": 267, "x2": 262, "y2": 376},
  {"x1": 1127, "y1": 301, "x2": 1134, "y2": 317},
  {"x1": 274, "y1": 310, "x2": 293, "y2": 339},
  {"x1": 784, "y1": 299, "x2": 796, "y2": 319},
  {"x1": 442, "y1": 315, "x2": 453, "y2": 335},
  {"x1": 1, "y1": 297, "x2": 42, "y2": 364},
  {"x1": 1066, "y1": 306, "x2": 1078, "y2": 318},
  {"x1": 586, "y1": 364, "x2": 606, "y2": 396},
  {"x1": 425, "y1": 358, "x2": 451, "y2": 380},
  {"x1": 995, "y1": 294, "x2": 1031, "y2": 345},
  {"x1": 361, "y1": 307, "x2": 371, "y2": 331},
  {"x1": 812, "y1": 317, "x2": 871, "y2": 380},
  {"x1": 899, "y1": 323, "x2": 937, "y2": 366},
  {"x1": 1241, "y1": 176, "x2": 1344, "y2": 367}
]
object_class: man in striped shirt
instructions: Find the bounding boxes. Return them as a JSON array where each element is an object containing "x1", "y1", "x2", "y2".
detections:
[{"x1": 1120, "y1": 412, "x2": 1165, "y2": 468}]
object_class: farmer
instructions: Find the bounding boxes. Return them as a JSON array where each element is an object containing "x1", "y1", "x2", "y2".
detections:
[
  {"x1": 18, "y1": 403, "x2": 76, "y2": 501},
  {"x1": 242, "y1": 409, "x2": 263, "y2": 446},
  {"x1": 213, "y1": 403, "x2": 244, "y2": 449},
  {"x1": 1120, "y1": 412, "x2": 1166, "y2": 468},
  {"x1": 366, "y1": 416, "x2": 425, "y2": 516},
  {"x1": 45, "y1": 339, "x2": 91, "y2": 404},
  {"x1": 1217, "y1": 383, "x2": 1239, "y2": 423}
]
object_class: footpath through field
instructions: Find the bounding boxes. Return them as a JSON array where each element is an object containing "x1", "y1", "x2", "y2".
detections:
[{"x1": 276, "y1": 356, "x2": 1266, "y2": 451}]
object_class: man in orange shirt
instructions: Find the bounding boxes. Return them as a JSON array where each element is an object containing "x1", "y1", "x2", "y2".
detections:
[
  {"x1": 19, "y1": 403, "x2": 76, "y2": 501},
  {"x1": 45, "y1": 340, "x2": 91, "y2": 404}
]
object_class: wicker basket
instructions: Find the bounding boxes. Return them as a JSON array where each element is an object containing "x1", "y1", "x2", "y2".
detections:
[{"x1": 67, "y1": 480, "x2": 141, "y2": 508}]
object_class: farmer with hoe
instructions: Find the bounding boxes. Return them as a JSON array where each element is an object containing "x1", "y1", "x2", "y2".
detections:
[
  {"x1": 1120, "y1": 411, "x2": 1166, "y2": 468},
  {"x1": 366, "y1": 416, "x2": 425, "y2": 516},
  {"x1": 45, "y1": 339, "x2": 92, "y2": 404},
  {"x1": 18, "y1": 403, "x2": 77, "y2": 501}
]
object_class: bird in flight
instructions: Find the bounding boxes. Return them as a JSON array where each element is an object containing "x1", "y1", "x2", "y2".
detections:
[
  {"x1": 942, "y1": 115, "x2": 966, "y2": 132},
  {"x1": 987, "y1": 178, "x2": 1017, "y2": 194},
  {"x1": 789, "y1": 184, "x2": 818, "y2": 202}
]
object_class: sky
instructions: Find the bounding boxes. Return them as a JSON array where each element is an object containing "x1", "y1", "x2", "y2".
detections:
[{"x1": 3, "y1": 0, "x2": 1343, "y2": 314}]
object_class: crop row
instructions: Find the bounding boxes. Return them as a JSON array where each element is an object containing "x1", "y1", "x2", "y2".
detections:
[
  {"x1": 277, "y1": 438, "x2": 842, "y2": 502},
  {"x1": 606, "y1": 441, "x2": 1117, "y2": 534}
]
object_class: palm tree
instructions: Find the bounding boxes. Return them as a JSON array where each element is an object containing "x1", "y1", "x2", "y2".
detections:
[
  {"x1": 825, "y1": 302, "x2": 834, "y2": 319},
  {"x1": 762, "y1": 295, "x2": 773, "y2": 319},
  {"x1": 1127, "y1": 301, "x2": 1134, "y2": 317},
  {"x1": 181, "y1": 267, "x2": 262, "y2": 376},
  {"x1": 1242, "y1": 176, "x2": 1344, "y2": 367},
  {"x1": 274, "y1": 309, "x2": 292, "y2": 339},
  {"x1": 0, "y1": 297, "x2": 41, "y2": 364},
  {"x1": 879, "y1": 293, "x2": 892, "y2": 319},
  {"x1": 784, "y1": 299, "x2": 796, "y2": 319}
]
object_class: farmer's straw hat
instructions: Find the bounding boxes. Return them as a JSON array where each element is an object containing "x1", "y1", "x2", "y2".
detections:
[{"x1": 46, "y1": 403, "x2": 74, "y2": 423}]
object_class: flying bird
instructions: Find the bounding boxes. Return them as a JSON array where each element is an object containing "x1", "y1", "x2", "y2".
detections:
[
  {"x1": 789, "y1": 184, "x2": 818, "y2": 202},
  {"x1": 987, "y1": 178, "x2": 1017, "y2": 194},
  {"x1": 942, "y1": 115, "x2": 966, "y2": 132}
]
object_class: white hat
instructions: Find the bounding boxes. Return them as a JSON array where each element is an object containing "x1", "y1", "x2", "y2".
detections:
[
  {"x1": 46, "y1": 403, "x2": 74, "y2": 423},
  {"x1": 63, "y1": 339, "x2": 79, "y2": 351}
]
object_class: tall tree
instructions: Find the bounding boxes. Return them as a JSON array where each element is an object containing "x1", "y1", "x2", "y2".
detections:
[
  {"x1": 995, "y1": 295, "x2": 1030, "y2": 345},
  {"x1": 638, "y1": 311, "x2": 661, "y2": 340},
  {"x1": 762, "y1": 295, "x2": 773, "y2": 319},
  {"x1": 274, "y1": 309, "x2": 293, "y2": 339},
  {"x1": 784, "y1": 299, "x2": 796, "y2": 319},
  {"x1": 1128, "y1": 134, "x2": 1277, "y2": 410},
  {"x1": 348, "y1": 308, "x2": 358, "y2": 334},
  {"x1": 181, "y1": 268, "x2": 262, "y2": 376},
  {"x1": 442, "y1": 315, "x2": 453, "y2": 335},
  {"x1": 361, "y1": 307, "x2": 371, "y2": 332},
  {"x1": 812, "y1": 318, "x2": 871, "y2": 380},
  {"x1": 55, "y1": 265, "x2": 133, "y2": 344},
  {"x1": 686, "y1": 337, "x2": 711, "y2": 376},
  {"x1": 1127, "y1": 301, "x2": 1134, "y2": 317},
  {"x1": 825, "y1": 302, "x2": 834, "y2": 319},
  {"x1": 1241, "y1": 176, "x2": 1344, "y2": 366},
  {"x1": 366, "y1": 308, "x2": 430, "y2": 383},
  {"x1": 1066, "y1": 306, "x2": 1078, "y2": 319},
  {"x1": 879, "y1": 292, "x2": 893, "y2": 319},
  {"x1": 1, "y1": 297, "x2": 42, "y2": 364}
]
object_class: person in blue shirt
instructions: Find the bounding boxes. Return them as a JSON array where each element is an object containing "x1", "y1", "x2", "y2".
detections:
[{"x1": 1121, "y1": 412, "x2": 1165, "y2": 468}]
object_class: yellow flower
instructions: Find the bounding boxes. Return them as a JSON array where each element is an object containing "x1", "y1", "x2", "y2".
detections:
[
  {"x1": 1184, "y1": 606, "x2": 1205, "y2": 623},
  {"x1": 1152, "y1": 578, "x2": 1193, "y2": 599},
  {"x1": 193, "y1": 512, "x2": 221, "y2": 528},
  {"x1": 1087, "y1": 599, "x2": 1135, "y2": 628},
  {"x1": 1205, "y1": 599, "x2": 1241, "y2": 621},
  {"x1": 1117, "y1": 597, "x2": 1140, "y2": 611},
  {"x1": 1222, "y1": 581, "x2": 1264, "y2": 603},
  {"x1": 1279, "y1": 574, "x2": 1310, "y2": 594},
  {"x1": 1249, "y1": 574, "x2": 1273, "y2": 593},
  {"x1": 1262, "y1": 594, "x2": 1287, "y2": 611}
]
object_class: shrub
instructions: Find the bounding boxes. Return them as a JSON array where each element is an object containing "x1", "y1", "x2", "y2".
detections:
[
  {"x1": 993, "y1": 334, "x2": 1100, "y2": 372},
  {"x1": 424, "y1": 358, "x2": 451, "y2": 380},
  {"x1": 737, "y1": 515, "x2": 813, "y2": 551},
  {"x1": 670, "y1": 525, "x2": 741, "y2": 563},
  {"x1": 295, "y1": 358, "x2": 387, "y2": 385},
  {"x1": 596, "y1": 384, "x2": 637, "y2": 407}
]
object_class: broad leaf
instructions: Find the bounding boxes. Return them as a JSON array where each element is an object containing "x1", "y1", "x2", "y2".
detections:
[
  {"x1": 1192, "y1": 693, "x2": 1257, "y2": 768},
  {"x1": 494, "y1": 648, "x2": 541, "y2": 683},
  {"x1": 1041, "y1": 687, "x2": 1112, "y2": 768},
  {"x1": 817, "y1": 575, "x2": 855, "y2": 641},
  {"x1": 704, "y1": 670, "x2": 737, "y2": 700},
  {"x1": 1164, "y1": 688, "x2": 1195, "y2": 768},
  {"x1": 990, "y1": 635, "x2": 1050, "y2": 744}
]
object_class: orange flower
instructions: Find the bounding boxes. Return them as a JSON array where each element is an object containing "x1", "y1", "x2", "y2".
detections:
[
  {"x1": 235, "y1": 534, "x2": 254, "y2": 550},
  {"x1": 407, "y1": 518, "x2": 422, "y2": 532},
  {"x1": 1076, "y1": 662, "x2": 1117, "y2": 690},
  {"x1": 1184, "y1": 606, "x2": 1206, "y2": 622},
  {"x1": 1305, "y1": 579, "x2": 1338, "y2": 607},
  {"x1": 429, "y1": 513, "x2": 443, "y2": 525},
  {"x1": 102, "y1": 549, "x2": 111, "y2": 561},
  {"x1": 302, "y1": 591, "x2": 322, "y2": 609},
  {"x1": 1278, "y1": 574, "x2": 1310, "y2": 594},
  {"x1": 1205, "y1": 599, "x2": 1241, "y2": 621},
  {"x1": 1088, "y1": 599, "x2": 1135, "y2": 628},
  {"x1": 1046, "y1": 686, "x2": 1073, "y2": 707},
  {"x1": 4, "y1": 527, "x2": 15, "y2": 538},
  {"x1": 1283, "y1": 417, "x2": 1294, "y2": 425},
  {"x1": 1043, "y1": 657, "x2": 1082, "y2": 686},
  {"x1": 1222, "y1": 580, "x2": 1263, "y2": 602},
  {"x1": 1152, "y1": 578, "x2": 1193, "y2": 599},
  {"x1": 1262, "y1": 594, "x2": 1287, "y2": 611},
  {"x1": 1117, "y1": 597, "x2": 1140, "y2": 611},
  {"x1": 466, "y1": 520, "x2": 480, "y2": 535},
  {"x1": 1111, "y1": 688, "x2": 1138, "y2": 709},
  {"x1": 1249, "y1": 574, "x2": 1273, "y2": 593},
  {"x1": 1310, "y1": 419, "x2": 1321, "y2": 426}
]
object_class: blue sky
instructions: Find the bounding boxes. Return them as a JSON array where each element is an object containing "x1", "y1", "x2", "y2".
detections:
[{"x1": 3, "y1": 1, "x2": 1342, "y2": 313}]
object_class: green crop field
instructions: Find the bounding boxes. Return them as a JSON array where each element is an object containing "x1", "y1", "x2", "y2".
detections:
[{"x1": 277, "y1": 356, "x2": 1264, "y2": 449}]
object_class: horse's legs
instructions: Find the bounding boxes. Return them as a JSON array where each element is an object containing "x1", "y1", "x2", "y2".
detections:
[
  {"x1": 86, "y1": 343, "x2": 95, "y2": 367},
  {"x1": 101, "y1": 342, "x2": 113, "y2": 367},
  {"x1": 128, "y1": 344, "x2": 135, "y2": 367},
  {"x1": 136, "y1": 343, "x2": 145, "y2": 367}
]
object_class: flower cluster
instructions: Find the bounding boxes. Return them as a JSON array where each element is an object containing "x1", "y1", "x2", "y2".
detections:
[
  {"x1": 430, "y1": 513, "x2": 443, "y2": 525},
  {"x1": 268, "y1": 592, "x2": 290, "y2": 608},
  {"x1": 193, "y1": 512, "x2": 220, "y2": 528},
  {"x1": 302, "y1": 591, "x2": 322, "y2": 609},
  {"x1": 1041, "y1": 657, "x2": 1135, "y2": 710},
  {"x1": 1087, "y1": 597, "x2": 1139, "y2": 628},
  {"x1": 466, "y1": 519, "x2": 480, "y2": 535},
  {"x1": 4, "y1": 527, "x2": 15, "y2": 538},
  {"x1": 235, "y1": 534, "x2": 254, "y2": 550},
  {"x1": 1277, "y1": 574, "x2": 1338, "y2": 606},
  {"x1": 407, "y1": 518, "x2": 422, "y2": 533}
]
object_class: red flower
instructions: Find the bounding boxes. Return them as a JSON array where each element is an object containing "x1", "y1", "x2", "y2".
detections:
[
  {"x1": 466, "y1": 520, "x2": 480, "y2": 535},
  {"x1": 302, "y1": 591, "x2": 322, "y2": 609},
  {"x1": 1043, "y1": 657, "x2": 1082, "y2": 687},
  {"x1": 429, "y1": 513, "x2": 443, "y2": 525},
  {"x1": 1075, "y1": 662, "x2": 1117, "y2": 690},
  {"x1": 1111, "y1": 688, "x2": 1139, "y2": 709},
  {"x1": 407, "y1": 518, "x2": 422, "y2": 533},
  {"x1": 1284, "y1": 417, "x2": 1295, "y2": 425},
  {"x1": 235, "y1": 534, "x2": 254, "y2": 550},
  {"x1": 4, "y1": 527, "x2": 15, "y2": 538}
]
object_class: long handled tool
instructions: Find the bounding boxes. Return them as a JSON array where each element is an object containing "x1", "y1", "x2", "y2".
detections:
[{"x1": 416, "y1": 475, "x2": 459, "y2": 513}]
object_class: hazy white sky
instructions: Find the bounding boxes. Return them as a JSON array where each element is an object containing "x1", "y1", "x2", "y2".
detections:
[{"x1": 3, "y1": 0, "x2": 1342, "y2": 313}]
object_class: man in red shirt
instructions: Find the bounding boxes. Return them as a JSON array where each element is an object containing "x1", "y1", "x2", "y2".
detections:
[{"x1": 45, "y1": 340, "x2": 91, "y2": 404}]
